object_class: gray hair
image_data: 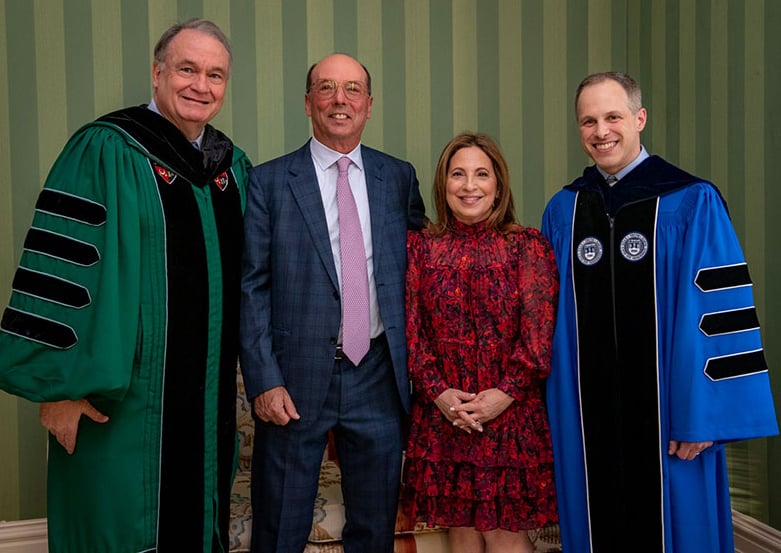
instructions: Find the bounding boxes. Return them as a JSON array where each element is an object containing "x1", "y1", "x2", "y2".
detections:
[{"x1": 153, "y1": 18, "x2": 232, "y2": 72}]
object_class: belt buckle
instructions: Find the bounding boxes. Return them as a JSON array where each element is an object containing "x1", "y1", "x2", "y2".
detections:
[{"x1": 334, "y1": 345, "x2": 344, "y2": 361}]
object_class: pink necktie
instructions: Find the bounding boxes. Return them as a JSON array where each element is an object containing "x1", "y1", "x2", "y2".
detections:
[{"x1": 336, "y1": 156, "x2": 370, "y2": 364}]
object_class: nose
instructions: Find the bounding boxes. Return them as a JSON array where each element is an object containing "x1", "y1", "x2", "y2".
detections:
[
  {"x1": 190, "y1": 72, "x2": 209, "y2": 92},
  {"x1": 332, "y1": 84, "x2": 348, "y2": 103},
  {"x1": 595, "y1": 120, "x2": 610, "y2": 138}
]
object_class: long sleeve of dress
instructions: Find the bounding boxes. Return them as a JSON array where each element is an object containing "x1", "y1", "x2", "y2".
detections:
[
  {"x1": 406, "y1": 230, "x2": 450, "y2": 403},
  {"x1": 498, "y1": 229, "x2": 559, "y2": 400}
]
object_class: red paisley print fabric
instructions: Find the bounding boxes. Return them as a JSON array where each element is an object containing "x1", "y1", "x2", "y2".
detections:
[{"x1": 403, "y1": 220, "x2": 559, "y2": 532}]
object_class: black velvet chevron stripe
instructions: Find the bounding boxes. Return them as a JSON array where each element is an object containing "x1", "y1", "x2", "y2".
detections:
[
  {"x1": 704, "y1": 350, "x2": 768, "y2": 380},
  {"x1": 24, "y1": 228, "x2": 100, "y2": 266},
  {"x1": 699, "y1": 307, "x2": 760, "y2": 336},
  {"x1": 13, "y1": 267, "x2": 91, "y2": 308},
  {"x1": 0, "y1": 307, "x2": 78, "y2": 349},
  {"x1": 35, "y1": 189, "x2": 107, "y2": 226},
  {"x1": 695, "y1": 263, "x2": 752, "y2": 291}
]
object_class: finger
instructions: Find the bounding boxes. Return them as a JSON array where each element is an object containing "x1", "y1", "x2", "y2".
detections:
[
  {"x1": 82, "y1": 402, "x2": 109, "y2": 424},
  {"x1": 452, "y1": 420, "x2": 472, "y2": 434},
  {"x1": 667, "y1": 440, "x2": 679, "y2": 455},
  {"x1": 57, "y1": 431, "x2": 76, "y2": 455}
]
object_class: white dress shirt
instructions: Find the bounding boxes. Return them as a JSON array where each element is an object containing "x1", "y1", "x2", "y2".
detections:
[{"x1": 309, "y1": 137, "x2": 384, "y2": 340}]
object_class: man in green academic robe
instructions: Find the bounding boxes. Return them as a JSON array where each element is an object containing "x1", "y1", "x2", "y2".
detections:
[{"x1": 0, "y1": 19, "x2": 250, "y2": 553}]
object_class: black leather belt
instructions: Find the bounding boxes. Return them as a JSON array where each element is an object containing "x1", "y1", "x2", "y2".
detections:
[{"x1": 334, "y1": 333, "x2": 386, "y2": 360}]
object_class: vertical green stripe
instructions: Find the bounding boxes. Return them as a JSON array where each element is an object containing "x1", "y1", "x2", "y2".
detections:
[
  {"x1": 649, "y1": 0, "x2": 667, "y2": 154},
  {"x1": 587, "y1": 0, "x2": 613, "y2": 71},
  {"x1": 34, "y1": 0, "x2": 68, "y2": 177},
  {"x1": 17, "y1": 398, "x2": 46, "y2": 519},
  {"x1": 229, "y1": 0, "x2": 258, "y2": 161},
  {"x1": 307, "y1": 0, "x2": 334, "y2": 60},
  {"x1": 204, "y1": 0, "x2": 233, "y2": 137},
  {"x1": 678, "y1": 1, "x2": 696, "y2": 168},
  {"x1": 498, "y1": 0, "x2": 523, "y2": 209},
  {"x1": 451, "y1": 0, "x2": 477, "y2": 134},
  {"x1": 0, "y1": 0, "x2": 20, "y2": 521},
  {"x1": 7, "y1": 0, "x2": 39, "y2": 253},
  {"x1": 282, "y1": 0, "x2": 310, "y2": 152},
  {"x1": 709, "y1": 0, "x2": 728, "y2": 196},
  {"x1": 64, "y1": 0, "x2": 94, "y2": 131},
  {"x1": 178, "y1": 0, "x2": 204, "y2": 21},
  {"x1": 380, "y1": 0, "x2": 405, "y2": 158},
  {"x1": 565, "y1": 0, "x2": 589, "y2": 187},
  {"x1": 0, "y1": 0, "x2": 12, "y2": 286},
  {"x1": 121, "y1": 0, "x2": 151, "y2": 106},
  {"x1": 744, "y1": 0, "x2": 765, "y2": 278},
  {"x1": 695, "y1": 0, "x2": 712, "y2": 172},
  {"x1": 92, "y1": 0, "x2": 124, "y2": 114},
  {"x1": 610, "y1": 0, "x2": 628, "y2": 71},
  {"x1": 256, "y1": 1, "x2": 285, "y2": 162},
  {"x1": 542, "y1": 0, "x2": 568, "y2": 227},
  {"x1": 726, "y1": 0, "x2": 745, "y2": 230},
  {"x1": 477, "y1": 0, "x2": 500, "y2": 138},
  {"x1": 663, "y1": 0, "x2": 680, "y2": 161},
  {"x1": 334, "y1": 0, "x2": 358, "y2": 55},
  {"x1": 356, "y1": 0, "x2": 384, "y2": 150},
  {"x1": 520, "y1": 0, "x2": 544, "y2": 226},
  {"x1": 429, "y1": 0, "x2": 453, "y2": 190},
  {"x1": 404, "y1": 0, "x2": 431, "y2": 190}
]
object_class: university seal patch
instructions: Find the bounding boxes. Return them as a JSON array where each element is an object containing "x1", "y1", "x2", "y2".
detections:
[
  {"x1": 620, "y1": 232, "x2": 649, "y2": 261},
  {"x1": 576, "y1": 237, "x2": 603, "y2": 266}
]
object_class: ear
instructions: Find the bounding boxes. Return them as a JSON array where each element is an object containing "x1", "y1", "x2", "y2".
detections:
[
  {"x1": 636, "y1": 107, "x2": 648, "y2": 132},
  {"x1": 152, "y1": 61, "x2": 162, "y2": 89}
]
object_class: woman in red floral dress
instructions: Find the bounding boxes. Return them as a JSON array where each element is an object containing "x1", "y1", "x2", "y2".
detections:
[{"x1": 403, "y1": 133, "x2": 559, "y2": 553}]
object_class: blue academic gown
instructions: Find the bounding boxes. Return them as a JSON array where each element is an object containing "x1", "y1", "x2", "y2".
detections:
[{"x1": 541, "y1": 156, "x2": 778, "y2": 553}]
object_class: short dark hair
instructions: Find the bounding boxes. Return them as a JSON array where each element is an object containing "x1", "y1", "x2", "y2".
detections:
[
  {"x1": 575, "y1": 72, "x2": 642, "y2": 115},
  {"x1": 153, "y1": 19, "x2": 232, "y2": 73}
]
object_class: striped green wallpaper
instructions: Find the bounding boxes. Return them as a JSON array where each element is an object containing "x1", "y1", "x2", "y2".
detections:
[{"x1": 1, "y1": 0, "x2": 779, "y2": 527}]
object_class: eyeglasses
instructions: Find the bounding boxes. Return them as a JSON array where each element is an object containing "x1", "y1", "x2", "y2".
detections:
[{"x1": 308, "y1": 79, "x2": 369, "y2": 99}]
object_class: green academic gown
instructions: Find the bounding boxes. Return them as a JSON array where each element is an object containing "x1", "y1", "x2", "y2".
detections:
[{"x1": 0, "y1": 106, "x2": 250, "y2": 553}]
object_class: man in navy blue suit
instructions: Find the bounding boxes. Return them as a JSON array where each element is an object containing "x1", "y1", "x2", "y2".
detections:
[{"x1": 240, "y1": 53, "x2": 426, "y2": 553}]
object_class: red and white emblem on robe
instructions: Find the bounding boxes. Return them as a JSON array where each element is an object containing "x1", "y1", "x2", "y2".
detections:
[
  {"x1": 154, "y1": 165, "x2": 176, "y2": 184},
  {"x1": 214, "y1": 172, "x2": 229, "y2": 191}
]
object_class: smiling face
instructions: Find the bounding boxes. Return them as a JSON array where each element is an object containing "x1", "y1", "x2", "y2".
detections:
[
  {"x1": 152, "y1": 29, "x2": 230, "y2": 140},
  {"x1": 305, "y1": 54, "x2": 373, "y2": 153},
  {"x1": 445, "y1": 146, "x2": 497, "y2": 225},
  {"x1": 576, "y1": 79, "x2": 647, "y2": 175}
]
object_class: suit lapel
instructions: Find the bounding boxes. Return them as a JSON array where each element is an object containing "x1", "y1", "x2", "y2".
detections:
[
  {"x1": 286, "y1": 144, "x2": 340, "y2": 291},
  {"x1": 363, "y1": 148, "x2": 387, "y2": 265}
]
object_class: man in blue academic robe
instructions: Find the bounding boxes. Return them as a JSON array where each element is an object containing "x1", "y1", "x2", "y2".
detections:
[{"x1": 542, "y1": 72, "x2": 778, "y2": 553}]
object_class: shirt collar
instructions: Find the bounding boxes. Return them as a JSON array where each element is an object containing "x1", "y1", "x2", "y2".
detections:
[
  {"x1": 597, "y1": 145, "x2": 650, "y2": 183},
  {"x1": 309, "y1": 136, "x2": 364, "y2": 172}
]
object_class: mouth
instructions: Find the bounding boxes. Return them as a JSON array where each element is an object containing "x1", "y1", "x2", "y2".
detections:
[
  {"x1": 458, "y1": 195, "x2": 484, "y2": 205},
  {"x1": 330, "y1": 113, "x2": 350, "y2": 120},
  {"x1": 593, "y1": 140, "x2": 618, "y2": 152},
  {"x1": 182, "y1": 95, "x2": 210, "y2": 106}
]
